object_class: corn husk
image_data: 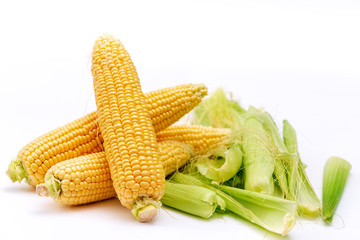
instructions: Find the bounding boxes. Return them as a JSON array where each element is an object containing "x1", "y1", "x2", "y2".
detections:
[
  {"x1": 196, "y1": 143, "x2": 243, "y2": 183},
  {"x1": 170, "y1": 173, "x2": 297, "y2": 236},
  {"x1": 322, "y1": 156, "x2": 351, "y2": 222},
  {"x1": 161, "y1": 181, "x2": 225, "y2": 218},
  {"x1": 283, "y1": 120, "x2": 321, "y2": 216}
]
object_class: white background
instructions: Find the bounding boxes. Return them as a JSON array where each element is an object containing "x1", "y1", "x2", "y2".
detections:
[{"x1": 0, "y1": 0, "x2": 359, "y2": 239}]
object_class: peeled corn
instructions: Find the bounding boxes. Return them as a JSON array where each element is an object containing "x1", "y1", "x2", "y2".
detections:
[{"x1": 91, "y1": 34, "x2": 164, "y2": 222}]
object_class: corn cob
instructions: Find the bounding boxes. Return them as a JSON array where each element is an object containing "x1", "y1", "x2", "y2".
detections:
[
  {"x1": 156, "y1": 125, "x2": 231, "y2": 154},
  {"x1": 7, "y1": 83, "x2": 207, "y2": 187},
  {"x1": 36, "y1": 140, "x2": 193, "y2": 205},
  {"x1": 91, "y1": 34, "x2": 165, "y2": 222}
]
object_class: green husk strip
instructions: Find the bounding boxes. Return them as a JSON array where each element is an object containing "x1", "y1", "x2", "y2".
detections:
[
  {"x1": 322, "y1": 156, "x2": 351, "y2": 222},
  {"x1": 242, "y1": 116, "x2": 274, "y2": 195},
  {"x1": 170, "y1": 173, "x2": 296, "y2": 236},
  {"x1": 6, "y1": 158, "x2": 28, "y2": 183},
  {"x1": 192, "y1": 88, "x2": 246, "y2": 129},
  {"x1": 283, "y1": 120, "x2": 321, "y2": 216},
  {"x1": 218, "y1": 185, "x2": 297, "y2": 235},
  {"x1": 196, "y1": 143, "x2": 243, "y2": 183},
  {"x1": 161, "y1": 182, "x2": 226, "y2": 218}
]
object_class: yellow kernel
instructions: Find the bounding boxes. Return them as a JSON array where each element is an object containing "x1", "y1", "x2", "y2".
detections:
[
  {"x1": 31, "y1": 152, "x2": 39, "y2": 160},
  {"x1": 147, "y1": 187, "x2": 154, "y2": 195},
  {"x1": 62, "y1": 185, "x2": 69, "y2": 191},
  {"x1": 30, "y1": 163, "x2": 38, "y2": 172},
  {"x1": 124, "y1": 171, "x2": 132, "y2": 177},
  {"x1": 58, "y1": 170, "x2": 65, "y2": 179},
  {"x1": 139, "y1": 187, "x2": 146, "y2": 195},
  {"x1": 125, "y1": 175, "x2": 134, "y2": 181},
  {"x1": 62, "y1": 191, "x2": 71, "y2": 197},
  {"x1": 37, "y1": 167, "x2": 46, "y2": 175},
  {"x1": 62, "y1": 179, "x2": 70, "y2": 186},
  {"x1": 135, "y1": 176, "x2": 142, "y2": 183},
  {"x1": 70, "y1": 173, "x2": 76, "y2": 181},
  {"x1": 133, "y1": 170, "x2": 141, "y2": 176},
  {"x1": 126, "y1": 181, "x2": 135, "y2": 189},
  {"x1": 63, "y1": 174, "x2": 70, "y2": 180},
  {"x1": 43, "y1": 152, "x2": 50, "y2": 160},
  {"x1": 141, "y1": 170, "x2": 150, "y2": 177},
  {"x1": 48, "y1": 158, "x2": 54, "y2": 167},
  {"x1": 124, "y1": 189, "x2": 132, "y2": 199},
  {"x1": 142, "y1": 176, "x2": 151, "y2": 182},
  {"x1": 131, "y1": 183, "x2": 140, "y2": 192},
  {"x1": 140, "y1": 182, "x2": 149, "y2": 189},
  {"x1": 150, "y1": 181, "x2": 157, "y2": 188}
]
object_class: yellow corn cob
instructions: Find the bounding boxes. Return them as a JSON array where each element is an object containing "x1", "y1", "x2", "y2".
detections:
[
  {"x1": 156, "y1": 125, "x2": 231, "y2": 154},
  {"x1": 36, "y1": 140, "x2": 193, "y2": 205},
  {"x1": 91, "y1": 34, "x2": 164, "y2": 222},
  {"x1": 7, "y1": 83, "x2": 207, "y2": 187}
]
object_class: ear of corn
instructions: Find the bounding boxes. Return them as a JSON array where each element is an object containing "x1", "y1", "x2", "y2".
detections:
[
  {"x1": 7, "y1": 112, "x2": 103, "y2": 187},
  {"x1": 7, "y1": 83, "x2": 207, "y2": 187},
  {"x1": 322, "y1": 156, "x2": 351, "y2": 222},
  {"x1": 91, "y1": 34, "x2": 165, "y2": 222},
  {"x1": 36, "y1": 140, "x2": 194, "y2": 205},
  {"x1": 156, "y1": 124, "x2": 231, "y2": 154}
]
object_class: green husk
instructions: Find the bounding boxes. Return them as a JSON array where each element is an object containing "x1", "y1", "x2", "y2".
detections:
[
  {"x1": 322, "y1": 156, "x2": 351, "y2": 222},
  {"x1": 191, "y1": 89, "x2": 322, "y2": 219},
  {"x1": 218, "y1": 185, "x2": 297, "y2": 235},
  {"x1": 196, "y1": 143, "x2": 243, "y2": 183},
  {"x1": 244, "y1": 110, "x2": 289, "y2": 197},
  {"x1": 170, "y1": 173, "x2": 297, "y2": 236},
  {"x1": 192, "y1": 88, "x2": 246, "y2": 129},
  {"x1": 36, "y1": 174, "x2": 61, "y2": 198},
  {"x1": 192, "y1": 89, "x2": 291, "y2": 198},
  {"x1": 283, "y1": 120, "x2": 321, "y2": 216},
  {"x1": 6, "y1": 158, "x2": 28, "y2": 183},
  {"x1": 242, "y1": 115, "x2": 275, "y2": 195},
  {"x1": 161, "y1": 181, "x2": 226, "y2": 218}
]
